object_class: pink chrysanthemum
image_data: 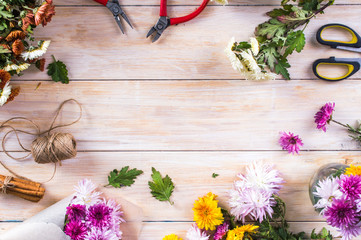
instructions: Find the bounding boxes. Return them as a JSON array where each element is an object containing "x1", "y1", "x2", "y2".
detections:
[
  {"x1": 340, "y1": 174, "x2": 361, "y2": 200},
  {"x1": 314, "y1": 102, "x2": 335, "y2": 132},
  {"x1": 214, "y1": 222, "x2": 229, "y2": 240},
  {"x1": 340, "y1": 223, "x2": 361, "y2": 240},
  {"x1": 66, "y1": 204, "x2": 86, "y2": 222},
  {"x1": 186, "y1": 224, "x2": 209, "y2": 240},
  {"x1": 64, "y1": 220, "x2": 87, "y2": 240},
  {"x1": 87, "y1": 203, "x2": 113, "y2": 228},
  {"x1": 73, "y1": 179, "x2": 101, "y2": 206},
  {"x1": 84, "y1": 227, "x2": 119, "y2": 240},
  {"x1": 279, "y1": 132, "x2": 303, "y2": 154}
]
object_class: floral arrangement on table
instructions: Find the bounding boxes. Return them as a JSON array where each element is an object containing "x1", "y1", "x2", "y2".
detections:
[
  {"x1": 225, "y1": 0, "x2": 334, "y2": 80},
  {"x1": 312, "y1": 164, "x2": 361, "y2": 240},
  {"x1": 0, "y1": 0, "x2": 69, "y2": 107},
  {"x1": 64, "y1": 179, "x2": 125, "y2": 240},
  {"x1": 163, "y1": 162, "x2": 333, "y2": 240}
]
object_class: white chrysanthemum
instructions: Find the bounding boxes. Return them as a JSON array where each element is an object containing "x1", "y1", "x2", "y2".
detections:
[
  {"x1": 186, "y1": 224, "x2": 209, "y2": 240},
  {"x1": 0, "y1": 82, "x2": 11, "y2": 106},
  {"x1": 225, "y1": 37, "x2": 244, "y2": 72},
  {"x1": 241, "y1": 50, "x2": 260, "y2": 72},
  {"x1": 4, "y1": 63, "x2": 31, "y2": 74},
  {"x1": 21, "y1": 40, "x2": 51, "y2": 61},
  {"x1": 313, "y1": 177, "x2": 342, "y2": 215},
  {"x1": 211, "y1": 0, "x2": 228, "y2": 5},
  {"x1": 250, "y1": 37, "x2": 260, "y2": 56},
  {"x1": 72, "y1": 178, "x2": 102, "y2": 206},
  {"x1": 246, "y1": 70, "x2": 277, "y2": 81},
  {"x1": 236, "y1": 161, "x2": 284, "y2": 195}
]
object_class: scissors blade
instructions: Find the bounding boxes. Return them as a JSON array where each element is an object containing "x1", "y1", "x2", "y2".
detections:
[
  {"x1": 120, "y1": 12, "x2": 133, "y2": 29},
  {"x1": 336, "y1": 46, "x2": 361, "y2": 53},
  {"x1": 114, "y1": 15, "x2": 125, "y2": 34},
  {"x1": 146, "y1": 27, "x2": 156, "y2": 38},
  {"x1": 152, "y1": 33, "x2": 162, "y2": 43}
]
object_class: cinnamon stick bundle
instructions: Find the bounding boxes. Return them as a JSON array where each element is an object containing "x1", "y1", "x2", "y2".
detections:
[{"x1": 0, "y1": 175, "x2": 45, "y2": 202}]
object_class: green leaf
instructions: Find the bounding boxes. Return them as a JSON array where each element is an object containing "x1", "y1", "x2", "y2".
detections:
[
  {"x1": 148, "y1": 167, "x2": 175, "y2": 205},
  {"x1": 0, "y1": 46, "x2": 10, "y2": 53},
  {"x1": 275, "y1": 57, "x2": 291, "y2": 79},
  {"x1": 234, "y1": 41, "x2": 251, "y2": 51},
  {"x1": 212, "y1": 173, "x2": 219, "y2": 178},
  {"x1": 284, "y1": 30, "x2": 306, "y2": 57},
  {"x1": 262, "y1": 45, "x2": 279, "y2": 71},
  {"x1": 256, "y1": 19, "x2": 287, "y2": 39},
  {"x1": 267, "y1": 8, "x2": 291, "y2": 18},
  {"x1": 106, "y1": 166, "x2": 143, "y2": 188},
  {"x1": 47, "y1": 55, "x2": 69, "y2": 84}
]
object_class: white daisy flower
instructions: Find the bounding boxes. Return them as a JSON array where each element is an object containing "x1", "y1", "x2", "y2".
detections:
[
  {"x1": 21, "y1": 40, "x2": 51, "y2": 61},
  {"x1": 240, "y1": 50, "x2": 260, "y2": 72},
  {"x1": 250, "y1": 37, "x2": 260, "y2": 56},
  {"x1": 225, "y1": 37, "x2": 244, "y2": 72},
  {"x1": 72, "y1": 178, "x2": 102, "y2": 206},
  {"x1": 5, "y1": 63, "x2": 31, "y2": 74},
  {"x1": 0, "y1": 82, "x2": 12, "y2": 106},
  {"x1": 186, "y1": 224, "x2": 209, "y2": 240},
  {"x1": 313, "y1": 177, "x2": 342, "y2": 215},
  {"x1": 211, "y1": 0, "x2": 228, "y2": 5}
]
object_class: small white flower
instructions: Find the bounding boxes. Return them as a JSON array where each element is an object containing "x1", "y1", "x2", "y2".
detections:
[
  {"x1": 225, "y1": 37, "x2": 244, "y2": 72},
  {"x1": 241, "y1": 50, "x2": 260, "y2": 72},
  {"x1": 313, "y1": 177, "x2": 342, "y2": 215},
  {"x1": 21, "y1": 40, "x2": 51, "y2": 61},
  {"x1": 0, "y1": 82, "x2": 11, "y2": 106},
  {"x1": 4, "y1": 63, "x2": 31, "y2": 74},
  {"x1": 72, "y1": 178, "x2": 101, "y2": 206},
  {"x1": 250, "y1": 37, "x2": 260, "y2": 56},
  {"x1": 186, "y1": 224, "x2": 209, "y2": 240},
  {"x1": 211, "y1": 0, "x2": 228, "y2": 5}
]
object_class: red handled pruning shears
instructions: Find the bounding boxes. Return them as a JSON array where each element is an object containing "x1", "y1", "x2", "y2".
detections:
[
  {"x1": 147, "y1": 0, "x2": 210, "y2": 42},
  {"x1": 93, "y1": 0, "x2": 133, "y2": 34}
]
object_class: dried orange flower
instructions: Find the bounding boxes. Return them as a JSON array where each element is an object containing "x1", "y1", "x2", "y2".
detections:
[
  {"x1": 12, "y1": 39, "x2": 24, "y2": 56},
  {"x1": 36, "y1": 58, "x2": 46, "y2": 71},
  {"x1": 5, "y1": 30, "x2": 27, "y2": 42},
  {"x1": 35, "y1": 2, "x2": 55, "y2": 26},
  {"x1": 0, "y1": 70, "x2": 11, "y2": 89},
  {"x1": 6, "y1": 86, "x2": 20, "y2": 104}
]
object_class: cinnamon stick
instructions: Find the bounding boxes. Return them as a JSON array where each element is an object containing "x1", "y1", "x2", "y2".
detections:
[{"x1": 9, "y1": 191, "x2": 42, "y2": 202}]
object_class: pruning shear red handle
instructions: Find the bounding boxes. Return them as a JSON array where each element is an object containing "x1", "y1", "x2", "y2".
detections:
[
  {"x1": 93, "y1": 0, "x2": 132, "y2": 34},
  {"x1": 147, "y1": 0, "x2": 210, "y2": 42}
]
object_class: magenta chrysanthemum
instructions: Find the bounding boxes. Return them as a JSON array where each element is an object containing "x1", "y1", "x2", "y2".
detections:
[
  {"x1": 324, "y1": 198, "x2": 359, "y2": 229},
  {"x1": 340, "y1": 223, "x2": 361, "y2": 240},
  {"x1": 314, "y1": 102, "x2": 335, "y2": 132},
  {"x1": 84, "y1": 227, "x2": 119, "y2": 240},
  {"x1": 64, "y1": 220, "x2": 87, "y2": 240},
  {"x1": 66, "y1": 204, "x2": 86, "y2": 222},
  {"x1": 87, "y1": 203, "x2": 113, "y2": 228},
  {"x1": 340, "y1": 174, "x2": 361, "y2": 200},
  {"x1": 279, "y1": 132, "x2": 303, "y2": 154},
  {"x1": 214, "y1": 222, "x2": 229, "y2": 240}
]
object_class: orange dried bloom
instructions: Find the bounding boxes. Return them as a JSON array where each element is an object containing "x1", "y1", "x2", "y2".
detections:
[
  {"x1": 0, "y1": 44, "x2": 10, "y2": 50},
  {"x1": 36, "y1": 58, "x2": 46, "y2": 71},
  {"x1": 6, "y1": 87, "x2": 20, "y2": 104},
  {"x1": 0, "y1": 70, "x2": 11, "y2": 89},
  {"x1": 22, "y1": 12, "x2": 35, "y2": 31},
  {"x1": 5, "y1": 30, "x2": 26, "y2": 42},
  {"x1": 12, "y1": 39, "x2": 24, "y2": 56},
  {"x1": 35, "y1": 3, "x2": 55, "y2": 26}
]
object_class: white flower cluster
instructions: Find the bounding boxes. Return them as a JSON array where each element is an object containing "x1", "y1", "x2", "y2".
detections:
[
  {"x1": 225, "y1": 37, "x2": 277, "y2": 81},
  {"x1": 211, "y1": 0, "x2": 228, "y2": 5},
  {"x1": 0, "y1": 82, "x2": 12, "y2": 106},
  {"x1": 21, "y1": 40, "x2": 51, "y2": 61}
]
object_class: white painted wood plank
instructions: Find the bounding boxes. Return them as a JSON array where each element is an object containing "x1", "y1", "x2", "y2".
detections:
[
  {"x1": 13, "y1": 5, "x2": 361, "y2": 80},
  {"x1": 0, "y1": 151, "x2": 358, "y2": 222},
  {"x1": 2, "y1": 81, "x2": 361, "y2": 151}
]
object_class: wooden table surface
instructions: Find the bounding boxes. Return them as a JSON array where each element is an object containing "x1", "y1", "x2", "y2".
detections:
[{"x1": 1, "y1": 0, "x2": 361, "y2": 239}]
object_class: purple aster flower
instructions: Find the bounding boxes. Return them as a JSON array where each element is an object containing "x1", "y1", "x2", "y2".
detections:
[
  {"x1": 66, "y1": 204, "x2": 87, "y2": 222},
  {"x1": 279, "y1": 132, "x2": 303, "y2": 154},
  {"x1": 340, "y1": 174, "x2": 361, "y2": 200},
  {"x1": 314, "y1": 102, "x2": 335, "y2": 132},
  {"x1": 84, "y1": 228, "x2": 118, "y2": 240},
  {"x1": 324, "y1": 197, "x2": 359, "y2": 229},
  {"x1": 340, "y1": 223, "x2": 361, "y2": 240},
  {"x1": 64, "y1": 220, "x2": 87, "y2": 240},
  {"x1": 87, "y1": 203, "x2": 113, "y2": 228},
  {"x1": 214, "y1": 222, "x2": 229, "y2": 240}
]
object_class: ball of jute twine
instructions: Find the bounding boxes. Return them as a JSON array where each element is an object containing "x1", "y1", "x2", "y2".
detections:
[{"x1": 0, "y1": 99, "x2": 81, "y2": 182}]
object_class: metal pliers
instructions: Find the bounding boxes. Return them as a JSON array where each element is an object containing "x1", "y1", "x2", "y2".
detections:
[
  {"x1": 147, "y1": 0, "x2": 210, "y2": 42},
  {"x1": 94, "y1": 0, "x2": 133, "y2": 33}
]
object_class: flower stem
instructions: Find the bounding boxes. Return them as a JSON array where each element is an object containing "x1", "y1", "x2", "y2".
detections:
[{"x1": 331, "y1": 119, "x2": 349, "y2": 128}]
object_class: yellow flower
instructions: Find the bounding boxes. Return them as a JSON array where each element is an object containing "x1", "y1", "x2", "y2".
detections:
[
  {"x1": 163, "y1": 234, "x2": 182, "y2": 240},
  {"x1": 226, "y1": 224, "x2": 259, "y2": 240},
  {"x1": 193, "y1": 192, "x2": 224, "y2": 231},
  {"x1": 345, "y1": 165, "x2": 361, "y2": 176}
]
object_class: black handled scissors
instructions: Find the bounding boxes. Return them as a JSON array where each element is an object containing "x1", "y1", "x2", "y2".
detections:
[{"x1": 312, "y1": 23, "x2": 361, "y2": 81}]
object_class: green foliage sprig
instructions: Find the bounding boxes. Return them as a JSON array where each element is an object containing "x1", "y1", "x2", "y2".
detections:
[
  {"x1": 148, "y1": 167, "x2": 175, "y2": 205},
  {"x1": 105, "y1": 166, "x2": 144, "y2": 188},
  {"x1": 234, "y1": 0, "x2": 334, "y2": 79}
]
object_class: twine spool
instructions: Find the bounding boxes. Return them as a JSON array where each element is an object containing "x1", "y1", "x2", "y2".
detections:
[{"x1": 0, "y1": 99, "x2": 82, "y2": 182}]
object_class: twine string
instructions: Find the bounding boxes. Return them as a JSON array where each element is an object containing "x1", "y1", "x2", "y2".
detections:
[
  {"x1": 0, "y1": 99, "x2": 82, "y2": 182},
  {"x1": 0, "y1": 176, "x2": 15, "y2": 194}
]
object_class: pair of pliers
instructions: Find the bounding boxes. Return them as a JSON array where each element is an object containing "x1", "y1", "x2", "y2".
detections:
[
  {"x1": 147, "y1": 0, "x2": 210, "y2": 42},
  {"x1": 94, "y1": 0, "x2": 133, "y2": 34}
]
